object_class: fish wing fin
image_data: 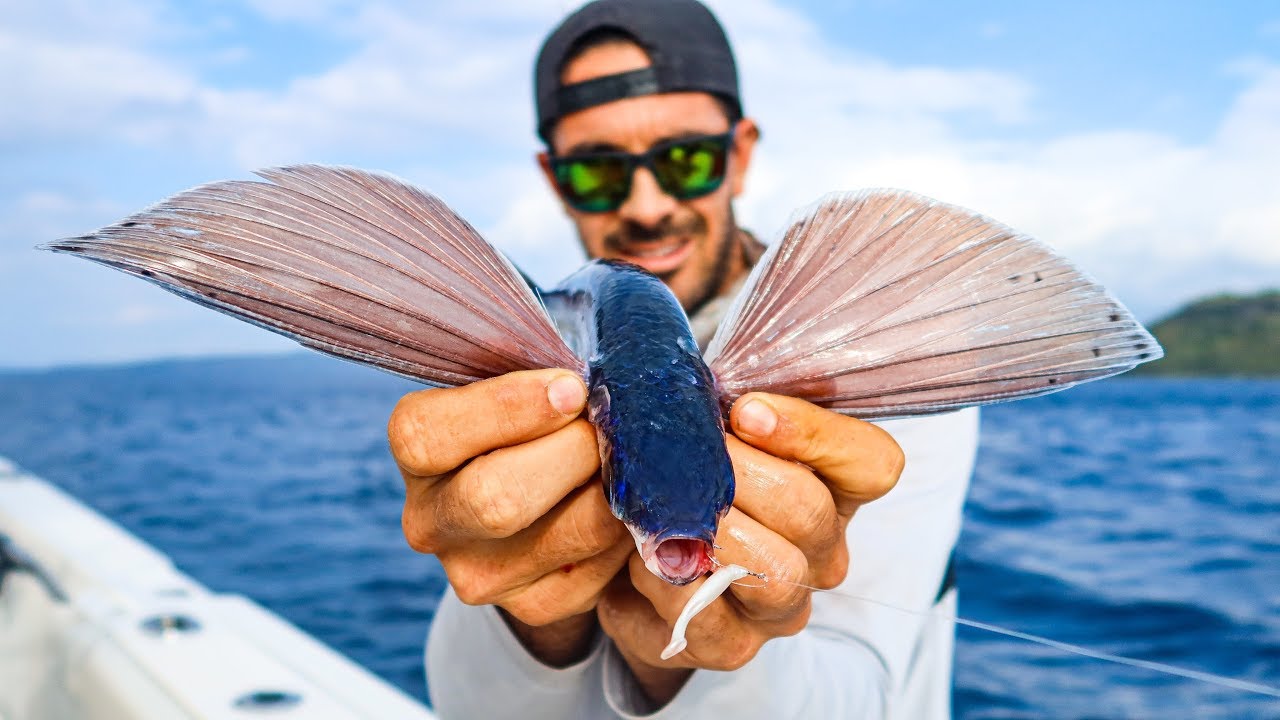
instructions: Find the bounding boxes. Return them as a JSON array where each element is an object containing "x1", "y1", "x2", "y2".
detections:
[
  {"x1": 705, "y1": 190, "x2": 1162, "y2": 418},
  {"x1": 43, "y1": 164, "x2": 582, "y2": 386}
]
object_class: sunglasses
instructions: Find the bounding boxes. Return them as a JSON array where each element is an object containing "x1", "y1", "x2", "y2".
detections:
[{"x1": 549, "y1": 130, "x2": 735, "y2": 213}]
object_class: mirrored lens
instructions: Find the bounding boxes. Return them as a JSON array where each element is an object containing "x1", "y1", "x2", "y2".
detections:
[
  {"x1": 555, "y1": 156, "x2": 632, "y2": 212},
  {"x1": 653, "y1": 137, "x2": 729, "y2": 199}
]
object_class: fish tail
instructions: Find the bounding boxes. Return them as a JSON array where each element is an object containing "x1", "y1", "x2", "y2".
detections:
[{"x1": 705, "y1": 190, "x2": 1161, "y2": 418}]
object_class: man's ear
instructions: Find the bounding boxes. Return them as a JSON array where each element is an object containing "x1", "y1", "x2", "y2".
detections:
[
  {"x1": 536, "y1": 151, "x2": 567, "y2": 209},
  {"x1": 728, "y1": 118, "x2": 760, "y2": 199}
]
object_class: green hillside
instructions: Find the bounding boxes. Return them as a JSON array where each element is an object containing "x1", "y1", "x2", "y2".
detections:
[{"x1": 1137, "y1": 290, "x2": 1280, "y2": 376}]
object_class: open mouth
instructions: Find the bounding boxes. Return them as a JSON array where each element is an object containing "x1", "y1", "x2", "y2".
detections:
[
  {"x1": 626, "y1": 524, "x2": 716, "y2": 585},
  {"x1": 627, "y1": 526, "x2": 714, "y2": 585},
  {"x1": 653, "y1": 538, "x2": 712, "y2": 584},
  {"x1": 613, "y1": 236, "x2": 693, "y2": 276}
]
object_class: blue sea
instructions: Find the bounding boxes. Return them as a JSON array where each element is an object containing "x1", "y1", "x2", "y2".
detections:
[{"x1": 0, "y1": 355, "x2": 1276, "y2": 719}]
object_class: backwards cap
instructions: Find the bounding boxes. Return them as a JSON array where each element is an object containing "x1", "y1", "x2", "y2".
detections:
[{"x1": 534, "y1": 0, "x2": 742, "y2": 142}]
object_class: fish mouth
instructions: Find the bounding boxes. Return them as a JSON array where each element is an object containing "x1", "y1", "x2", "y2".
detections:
[{"x1": 627, "y1": 526, "x2": 714, "y2": 586}]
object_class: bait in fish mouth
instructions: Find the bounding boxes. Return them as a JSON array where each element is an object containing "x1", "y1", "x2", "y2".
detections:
[{"x1": 41, "y1": 165, "x2": 1161, "y2": 587}]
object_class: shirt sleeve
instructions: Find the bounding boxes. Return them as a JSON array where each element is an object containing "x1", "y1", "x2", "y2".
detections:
[{"x1": 427, "y1": 407, "x2": 979, "y2": 720}]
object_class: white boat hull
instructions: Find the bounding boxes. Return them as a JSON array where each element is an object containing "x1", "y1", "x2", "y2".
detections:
[{"x1": 0, "y1": 457, "x2": 436, "y2": 720}]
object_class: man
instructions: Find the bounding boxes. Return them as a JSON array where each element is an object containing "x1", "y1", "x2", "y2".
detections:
[{"x1": 388, "y1": 1, "x2": 979, "y2": 717}]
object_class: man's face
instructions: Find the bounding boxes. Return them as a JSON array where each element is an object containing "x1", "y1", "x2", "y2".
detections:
[{"x1": 540, "y1": 41, "x2": 758, "y2": 312}]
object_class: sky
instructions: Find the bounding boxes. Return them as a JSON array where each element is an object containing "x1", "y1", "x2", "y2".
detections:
[{"x1": 1, "y1": 0, "x2": 1277, "y2": 369}]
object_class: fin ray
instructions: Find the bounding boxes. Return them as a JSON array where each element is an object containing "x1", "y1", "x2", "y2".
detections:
[
  {"x1": 707, "y1": 191, "x2": 1161, "y2": 417},
  {"x1": 44, "y1": 164, "x2": 582, "y2": 386}
]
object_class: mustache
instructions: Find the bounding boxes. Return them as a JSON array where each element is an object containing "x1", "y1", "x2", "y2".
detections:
[{"x1": 605, "y1": 216, "x2": 707, "y2": 252}]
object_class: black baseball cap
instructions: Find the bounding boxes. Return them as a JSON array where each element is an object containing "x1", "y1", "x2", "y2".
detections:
[{"x1": 534, "y1": 0, "x2": 742, "y2": 143}]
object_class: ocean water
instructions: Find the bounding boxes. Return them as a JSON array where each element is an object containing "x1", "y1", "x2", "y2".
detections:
[{"x1": 0, "y1": 355, "x2": 1276, "y2": 718}]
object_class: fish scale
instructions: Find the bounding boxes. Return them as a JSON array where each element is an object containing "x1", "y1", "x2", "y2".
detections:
[{"x1": 550, "y1": 260, "x2": 733, "y2": 585}]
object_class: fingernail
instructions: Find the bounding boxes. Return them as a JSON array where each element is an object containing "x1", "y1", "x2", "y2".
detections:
[
  {"x1": 547, "y1": 374, "x2": 586, "y2": 415},
  {"x1": 735, "y1": 398, "x2": 777, "y2": 437}
]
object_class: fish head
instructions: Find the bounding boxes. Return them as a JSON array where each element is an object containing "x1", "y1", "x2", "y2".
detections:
[
  {"x1": 589, "y1": 375, "x2": 735, "y2": 585},
  {"x1": 593, "y1": 377, "x2": 736, "y2": 585}
]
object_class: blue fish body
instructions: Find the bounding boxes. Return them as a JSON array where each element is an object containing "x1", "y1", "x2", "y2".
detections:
[{"x1": 548, "y1": 260, "x2": 734, "y2": 584}]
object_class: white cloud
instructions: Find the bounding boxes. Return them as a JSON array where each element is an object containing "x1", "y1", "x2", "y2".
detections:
[
  {"x1": 703, "y1": 2, "x2": 1280, "y2": 320},
  {"x1": 3, "y1": 0, "x2": 1278, "y2": 367},
  {"x1": 0, "y1": 0, "x2": 170, "y2": 42},
  {"x1": 5, "y1": 191, "x2": 122, "y2": 248},
  {"x1": 0, "y1": 0, "x2": 554, "y2": 158},
  {"x1": 724, "y1": 5, "x2": 1034, "y2": 126},
  {"x1": 0, "y1": 29, "x2": 198, "y2": 145},
  {"x1": 477, "y1": 164, "x2": 584, "y2": 286},
  {"x1": 239, "y1": 0, "x2": 362, "y2": 25},
  {"x1": 480, "y1": 1, "x2": 1280, "y2": 321}
]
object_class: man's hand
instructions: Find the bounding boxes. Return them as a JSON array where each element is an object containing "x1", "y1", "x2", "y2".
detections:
[
  {"x1": 391, "y1": 372, "x2": 904, "y2": 701},
  {"x1": 390, "y1": 368, "x2": 632, "y2": 665},
  {"x1": 596, "y1": 392, "x2": 905, "y2": 705}
]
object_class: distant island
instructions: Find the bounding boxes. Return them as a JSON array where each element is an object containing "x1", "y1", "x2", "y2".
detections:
[{"x1": 1136, "y1": 290, "x2": 1279, "y2": 376}]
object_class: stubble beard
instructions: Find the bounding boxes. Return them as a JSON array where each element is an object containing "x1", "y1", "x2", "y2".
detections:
[
  {"x1": 600, "y1": 207, "x2": 739, "y2": 316},
  {"x1": 679, "y1": 207, "x2": 738, "y2": 317}
]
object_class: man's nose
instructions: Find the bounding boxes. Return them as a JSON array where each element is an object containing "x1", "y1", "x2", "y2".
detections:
[{"x1": 618, "y1": 166, "x2": 678, "y2": 228}]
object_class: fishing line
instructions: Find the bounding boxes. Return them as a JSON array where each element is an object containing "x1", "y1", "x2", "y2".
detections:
[{"x1": 735, "y1": 573, "x2": 1280, "y2": 700}]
